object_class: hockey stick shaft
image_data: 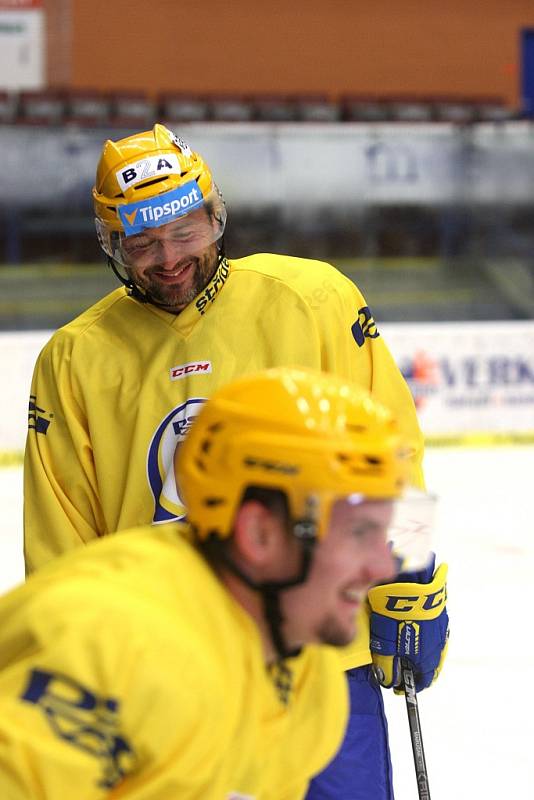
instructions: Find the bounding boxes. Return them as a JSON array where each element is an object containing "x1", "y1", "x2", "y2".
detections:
[{"x1": 401, "y1": 658, "x2": 431, "y2": 800}]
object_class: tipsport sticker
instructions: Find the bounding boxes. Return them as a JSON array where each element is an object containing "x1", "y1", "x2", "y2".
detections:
[{"x1": 119, "y1": 182, "x2": 204, "y2": 236}]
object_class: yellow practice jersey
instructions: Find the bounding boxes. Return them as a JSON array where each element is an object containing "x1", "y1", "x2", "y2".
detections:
[
  {"x1": 24, "y1": 253, "x2": 424, "y2": 668},
  {"x1": 0, "y1": 523, "x2": 348, "y2": 800}
]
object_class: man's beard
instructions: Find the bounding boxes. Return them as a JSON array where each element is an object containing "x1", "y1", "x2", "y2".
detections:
[
  {"x1": 127, "y1": 246, "x2": 219, "y2": 313},
  {"x1": 316, "y1": 616, "x2": 356, "y2": 648}
]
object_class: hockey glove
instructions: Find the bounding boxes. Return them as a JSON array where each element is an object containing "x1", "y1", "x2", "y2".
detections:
[{"x1": 368, "y1": 554, "x2": 449, "y2": 692}]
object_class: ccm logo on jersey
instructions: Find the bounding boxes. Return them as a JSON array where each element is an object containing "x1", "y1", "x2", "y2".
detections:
[
  {"x1": 116, "y1": 153, "x2": 181, "y2": 192},
  {"x1": 170, "y1": 361, "x2": 212, "y2": 380}
]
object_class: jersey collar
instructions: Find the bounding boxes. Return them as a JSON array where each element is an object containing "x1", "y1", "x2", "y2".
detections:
[{"x1": 145, "y1": 258, "x2": 231, "y2": 334}]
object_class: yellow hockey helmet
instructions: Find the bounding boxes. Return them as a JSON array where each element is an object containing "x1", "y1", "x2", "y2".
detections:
[
  {"x1": 92, "y1": 123, "x2": 226, "y2": 262},
  {"x1": 176, "y1": 367, "x2": 416, "y2": 544}
]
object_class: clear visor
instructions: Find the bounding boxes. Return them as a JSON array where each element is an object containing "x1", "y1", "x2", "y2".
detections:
[
  {"x1": 328, "y1": 488, "x2": 436, "y2": 572},
  {"x1": 96, "y1": 186, "x2": 226, "y2": 268},
  {"x1": 386, "y1": 488, "x2": 437, "y2": 571}
]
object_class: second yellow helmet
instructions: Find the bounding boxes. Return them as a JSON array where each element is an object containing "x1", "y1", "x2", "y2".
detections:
[{"x1": 176, "y1": 366, "x2": 414, "y2": 542}]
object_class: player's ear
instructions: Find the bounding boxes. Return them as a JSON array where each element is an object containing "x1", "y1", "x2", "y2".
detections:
[{"x1": 233, "y1": 500, "x2": 282, "y2": 567}]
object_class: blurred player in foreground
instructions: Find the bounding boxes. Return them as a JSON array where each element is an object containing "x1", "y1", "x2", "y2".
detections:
[
  {"x1": 3, "y1": 368, "x2": 434, "y2": 798},
  {"x1": 24, "y1": 125, "x2": 449, "y2": 799}
]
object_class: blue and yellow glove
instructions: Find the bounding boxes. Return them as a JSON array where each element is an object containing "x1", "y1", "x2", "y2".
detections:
[{"x1": 368, "y1": 554, "x2": 449, "y2": 692}]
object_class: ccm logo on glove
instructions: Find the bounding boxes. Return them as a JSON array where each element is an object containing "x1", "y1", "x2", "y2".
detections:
[{"x1": 384, "y1": 586, "x2": 446, "y2": 614}]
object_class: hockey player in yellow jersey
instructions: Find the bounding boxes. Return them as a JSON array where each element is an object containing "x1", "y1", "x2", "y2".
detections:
[
  {"x1": 4, "y1": 368, "x2": 434, "y2": 799},
  {"x1": 24, "y1": 125, "x2": 449, "y2": 800}
]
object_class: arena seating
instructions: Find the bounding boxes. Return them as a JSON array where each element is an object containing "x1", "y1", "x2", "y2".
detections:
[{"x1": 0, "y1": 89, "x2": 516, "y2": 127}]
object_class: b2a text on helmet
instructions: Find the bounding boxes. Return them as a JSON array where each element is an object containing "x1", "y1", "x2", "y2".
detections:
[{"x1": 116, "y1": 154, "x2": 181, "y2": 192}]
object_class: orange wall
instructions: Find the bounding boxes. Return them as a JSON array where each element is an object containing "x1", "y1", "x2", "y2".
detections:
[{"x1": 45, "y1": 0, "x2": 534, "y2": 107}]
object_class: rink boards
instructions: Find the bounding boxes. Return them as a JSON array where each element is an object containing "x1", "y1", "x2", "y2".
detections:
[{"x1": 1, "y1": 321, "x2": 534, "y2": 464}]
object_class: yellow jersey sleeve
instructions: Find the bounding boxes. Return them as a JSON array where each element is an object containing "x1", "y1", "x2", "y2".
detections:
[
  {"x1": 24, "y1": 330, "x2": 107, "y2": 574},
  {"x1": 0, "y1": 525, "x2": 348, "y2": 799},
  {"x1": 298, "y1": 261, "x2": 425, "y2": 488}
]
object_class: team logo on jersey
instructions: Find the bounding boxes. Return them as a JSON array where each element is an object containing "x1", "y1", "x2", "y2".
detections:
[
  {"x1": 119, "y1": 182, "x2": 203, "y2": 236},
  {"x1": 351, "y1": 306, "x2": 380, "y2": 347},
  {"x1": 170, "y1": 361, "x2": 212, "y2": 381},
  {"x1": 115, "y1": 153, "x2": 181, "y2": 192},
  {"x1": 20, "y1": 668, "x2": 135, "y2": 789},
  {"x1": 28, "y1": 394, "x2": 53, "y2": 435},
  {"x1": 147, "y1": 397, "x2": 207, "y2": 523}
]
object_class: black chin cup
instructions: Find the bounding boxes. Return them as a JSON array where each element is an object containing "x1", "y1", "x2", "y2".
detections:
[{"x1": 199, "y1": 518, "x2": 316, "y2": 662}]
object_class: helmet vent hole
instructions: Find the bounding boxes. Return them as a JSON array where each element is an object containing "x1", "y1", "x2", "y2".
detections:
[
  {"x1": 133, "y1": 176, "x2": 168, "y2": 191},
  {"x1": 207, "y1": 422, "x2": 224, "y2": 434},
  {"x1": 336, "y1": 453, "x2": 350, "y2": 462},
  {"x1": 205, "y1": 497, "x2": 224, "y2": 507},
  {"x1": 346, "y1": 424, "x2": 367, "y2": 433},
  {"x1": 200, "y1": 439, "x2": 211, "y2": 454},
  {"x1": 365, "y1": 456, "x2": 382, "y2": 466},
  {"x1": 195, "y1": 458, "x2": 206, "y2": 472}
]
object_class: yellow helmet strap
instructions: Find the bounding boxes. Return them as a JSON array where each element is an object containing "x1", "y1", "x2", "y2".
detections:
[{"x1": 107, "y1": 255, "x2": 150, "y2": 304}]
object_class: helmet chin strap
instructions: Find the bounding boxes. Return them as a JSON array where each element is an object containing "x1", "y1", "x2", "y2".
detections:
[
  {"x1": 107, "y1": 256, "x2": 150, "y2": 304},
  {"x1": 199, "y1": 521, "x2": 317, "y2": 663},
  {"x1": 106, "y1": 236, "x2": 227, "y2": 310}
]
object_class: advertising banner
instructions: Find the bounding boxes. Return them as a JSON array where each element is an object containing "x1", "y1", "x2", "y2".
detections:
[
  {"x1": 2, "y1": 322, "x2": 534, "y2": 461},
  {"x1": 0, "y1": 0, "x2": 44, "y2": 90},
  {"x1": 382, "y1": 321, "x2": 534, "y2": 444}
]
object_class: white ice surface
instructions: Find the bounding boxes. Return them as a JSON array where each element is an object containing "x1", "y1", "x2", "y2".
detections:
[
  {"x1": 384, "y1": 446, "x2": 534, "y2": 799},
  {"x1": 1, "y1": 447, "x2": 533, "y2": 798}
]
